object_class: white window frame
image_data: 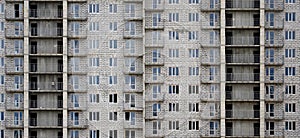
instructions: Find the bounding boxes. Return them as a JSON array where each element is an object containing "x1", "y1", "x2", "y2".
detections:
[
  {"x1": 109, "y1": 75, "x2": 117, "y2": 85},
  {"x1": 169, "y1": 13, "x2": 179, "y2": 22},
  {"x1": 169, "y1": 121, "x2": 179, "y2": 130},
  {"x1": 152, "y1": 85, "x2": 161, "y2": 99},
  {"x1": 109, "y1": 4, "x2": 118, "y2": 13},
  {"x1": 89, "y1": 4, "x2": 100, "y2": 14},
  {"x1": 89, "y1": 75, "x2": 100, "y2": 85},
  {"x1": 109, "y1": 112, "x2": 118, "y2": 121}
]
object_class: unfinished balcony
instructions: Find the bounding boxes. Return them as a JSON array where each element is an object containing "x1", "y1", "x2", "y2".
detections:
[
  {"x1": 226, "y1": 0, "x2": 260, "y2": 10},
  {"x1": 29, "y1": 117, "x2": 62, "y2": 129},
  {"x1": 226, "y1": 122, "x2": 260, "y2": 137},
  {"x1": 200, "y1": 0, "x2": 220, "y2": 11},
  {"x1": 265, "y1": 55, "x2": 284, "y2": 65},
  {"x1": 226, "y1": 91, "x2": 259, "y2": 102},
  {"x1": 226, "y1": 54, "x2": 260, "y2": 65},
  {"x1": 29, "y1": 94, "x2": 63, "y2": 110},
  {"x1": 28, "y1": 130, "x2": 63, "y2": 138},
  {"x1": 226, "y1": 73, "x2": 260, "y2": 82},
  {"x1": 145, "y1": 16, "x2": 165, "y2": 30},
  {"x1": 29, "y1": 82, "x2": 63, "y2": 92},
  {"x1": 225, "y1": 12, "x2": 260, "y2": 29},
  {"x1": 265, "y1": 0, "x2": 284, "y2": 11},
  {"x1": 30, "y1": 23, "x2": 63, "y2": 38},
  {"x1": 226, "y1": 36, "x2": 260, "y2": 46},
  {"x1": 29, "y1": 62, "x2": 63, "y2": 74},
  {"x1": 29, "y1": 9, "x2": 63, "y2": 20},
  {"x1": 226, "y1": 110, "x2": 259, "y2": 120},
  {"x1": 29, "y1": 40, "x2": 63, "y2": 56},
  {"x1": 145, "y1": 0, "x2": 164, "y2": 11}
]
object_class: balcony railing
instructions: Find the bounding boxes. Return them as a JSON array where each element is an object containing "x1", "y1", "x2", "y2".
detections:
[
  {"x1": 68, "y1": 119, "x2": 88, "y2": 128},
  {"x1": 200, "y1": 92, "x2": 220, "y2": 101},
  {"x1": 30, "y1": 63, "x2": 63, "y2": 73},
  {"x1": 145, "y1": 73, "x2": 165, "y2": 83},
  {"x1": 265, "y1": 74, "x2": 284, "y2": 83},
  {"x1": 226, "y1": 126, "x2": 260, "y2": 137},
  {"x1": 123, "y1": 117, "x2": 143, "y2": 129},
  {"x1": 5, "y1": 83, "x2": 24, "y2": 91},
  {"x1": 265, "y1": 110, "x2": 284, "y2": 119},
  {"x1": 265, "y1": 1, "x2": 284, "y2": 10},
  {"x1": 200, "y1": 1, "x2": 220, "y2": 11},
  {"x1": 68, "y1": 29, "x2": 87, "y2": 38},
  {"x1": 265, "y1": 37, "x2": 284, "y2": 47},
  {"x1": 226, "y1": 18, "x2": 259, "y2": 27},
  {"x1": 124, "y1": 10, "x2": 143, "y2": 20},
  {"x1": 123, "y1": 100, "x2": 143, "y2": 111},
  {"x1": 29, "y1": 100, "x2": 63, "y2": 109},
  {"x1": 226, "y1": 110, "x2": 260, "y2": 119},
  {"x1": 226, "y1": 91, "x2": 259, "y2": 101},
  {"x1": 5, "y1": 11, "x2": 24, "y2": 20},
  {"x1": 30, "y1": 45, "x2": 63, "y2": 55},
  {"x1": 67, "y1": 12, "x2": 88, "y2": 20},
  {"x1": 145, "y1": 94, "x2": 165, "y2": 102},
  {"x1": 29, "y1": 9, "x2": 63, "y2": 19},
  {"x1": 30, "y1": 28, "x2": 63, "y2": 37},
  {"x1": 145, "y1": 0, "x2": 165, "y2": 11},
  {"x1": 29, "y1": 82, "x2": 63, "y2": 91},
  {"x1": 30, "y1": 118, "x2": 63, "y2": 127},
  {"x1": 265, "y1": 55, "x2": 284, "y2": 65},
  {"x1": 68, "y1": 99, "x2": 87, "y2": 110},
  {"x1": 201, "y1": 75, "x2": 220, "y2": 83},
  {"x1": 5, "y1": 66, "x2": 24, "y2": 74},
  {"x1": 145, "y1": 57, "x2": 164, "y2": 65},
  {"x1": 123, "y1": 29, "x2": 143, "y2": 38},
  {"x1": 265, "y1": 93, "x2": 284, "y2": 102},
  {"x1": 145, "y1": 16, "x2": 165, "y2": 29},
  {"x1": 226, "y1": 0, "x2": 260, "y2": 9},
  {"x1": 68, "y1": 84, "x2": 87, "y2": 92},
  {"x1": 145, "y1": 36, "x2": 165, "y2": 47},
  {"x1": 5, "y1": 119, "x2": 24, "y2": 128},
  {"x1": 226, "y1": 73, "x2": 260, "y2": 81},
  {"x1": 5, "y1": 28, "x2": 24, "y2": 38},
  {"x1": 6, "y1": 102, "x2": 24, "y2": 110},
  {"x1": 226, "y1": 54, "x2": 259, "y2": 64},
  {"x1": 265, "y1": 20, "x2": 284, "y2": 29},
  {"x1": 226, "y1": 36, "x2": 260, "y2": 45}
]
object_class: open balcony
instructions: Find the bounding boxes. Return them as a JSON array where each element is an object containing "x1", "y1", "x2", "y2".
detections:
[
  {"x1": 226, "y1": 13, "x2": 260, "y2": 28},
  {"x1": 29, "y1": 63, "x2": 63, "y2": 74},
  {"x1": 226, "y1": 73, "x2": 260, "y2": 82},
  {"x1": 226, "y1": 91, "x2": 259, "y2": 101},
  {"x1": 29, "y1": 82, "x2": 63, "y2": 91},
  {"x1": 29, "y1": 99, "x2": 63, "y2": 110},
  {"x1": 30, "y1": 42, "x2": 63, "y2": 56},
  {"x1": 145, "y1": 110, "x2": 164, "y2": 120},
  {"x1": 201, "y1": 75, "x2": 220, "y2": 83},
  {"x1": 226, "y1": 0, "x2": 260, "y2": 9},
  {"x1": 226, "y1": 54, "x2": 259, "y2": 64},
  {"x1": 29, "y1": 9, "x2": 63, "y2": 19},
  {"x1": 226, "y1": 36, "x2": 260, "y2": 46},
  {"x1": 265, "y1": 35, "x2": 284, "y2": 47},
  {"x1": 29, "y1": 117, "x2": 63, "y2": 128},
  {"x1": 226, "y1": 122, "x2": 260, "y2": 137},
  {"x1": 30, "y1": 27, "x2": 63, "y2": 38},
  {"x1": 226, "y1": 110, "x2": 260, "y2": 119}
]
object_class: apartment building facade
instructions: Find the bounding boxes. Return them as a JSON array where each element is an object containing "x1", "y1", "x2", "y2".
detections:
[{"x1": 0, "y1": 0, "x2": 298, "y2": 137}]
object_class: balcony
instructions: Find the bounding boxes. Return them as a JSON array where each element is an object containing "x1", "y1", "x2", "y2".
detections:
[
  {"x1": 29, "y1": 82, "x2": 63, "y2": 91},
  {"x1": 29, "y1": 63, "x2": 63, "y2": 74},
  {"x1": 145, "y1": 93, "x2": 165, "y2": 102},
  {"x1": 68, "y1": 119, "x2": 88, "y2": 128},
  {"x1": 202, "y1": 19, "x2": 220, "y2": 29},
  {"x1": 29, "y1": 100, "x2": 63, "y2": 110},
  {"x1": 226, "y1": 0, "x2": 260, "y2": 9},
  {"x1": 265, "y1": 1, "x2": 284, "y2": 11},
  {"x1": 265, "y1": 20, "x2": 284, "y2": 29},
  {"x1": 68, "y1": 97, "x2": 87, "y2": 110},
  {"x1": 265, "y1": 93, "x2": 284, "y2": 102},
  {"x1": 30, "y1": 45, "x2": 63, "y2": 56},
  {"x1": 226, "y1": 91, "x2": 259, "y2": 101},
  {"x1": 226, "y1": 36, "x2": 260, "y2": 46},
  {"x1": 145, "y1": 110, "x2": 164, "y2": 120},
  {"x1": 124, "y1": 0, "x2": 143, "y2": 2},
  {"x1": 5, "y1": 28, "x2": 23, "y2": 38},
  {"x1": 201, "y1": 110, "x2": 220, "y2": 119},
  {"x1": 226, "y1": 125, "x2": 260, "y2": 137},
  {"x1": 6, "y1": 102, "x2": 24, "y2": 110},
  {"x1": 123, "y1": 65, "x2": 143, "y2": 75},
  {"x1": 29, "y1": 9, "x2": 63, "y2": 19},
  {"x1": 226, "y1": 17, "x2": 259, "y2": 28},
  {"x1": 200, "y1": 1, "x2": 220, "y2": 11},
  {"x1": 68, "y1": 49, "x2": 88, "y2": 57},
  {"x1": 5, "y1": 66, "x2": 24, "y2": 74},
  {"x1": 124, "y1": 9, "x2": 143, "y2": 21},
  {"x1": 5, "y1": 11, "x2": 23, "y2": 20},
  {"x1": 123, "y1": 117, "x2": 143, "y2": 129},
  {"x1": 145, "y1": 33, "x2": 164, "y2": 47},
  {"x1": 123, "y1": 46, "x2": 143, "y2": 57},
  {"x1": 145, "y1": 57, "x2": 164, "y2": 66},
  {"x1": 30, "y1": 28, "x2": 63, "y2": 38},
  {"x1": 30, "y1": 118, "x2": 63, "y2": 128},
  {"x1": 265, "y1": 110, "x2": 284, "y2": 120},
  {"x1": 145, "y1": 0, "x2": 164, "y2": 11},
  {"x1": 200, "y1": 92, "x2": 220, "y2": 101},
  {"x1": 265, "y1": 55, "x2": 284, "y2": 65},
  {"x1": 145, "y1": 16, "x2": 165, "y2": 30},
  {"x1": 145, "y1": 73, "x2": 164, "y2": 84},
  {"x1": 265, "y1": 74, "x2": 284, "y2": 83},
  {"x1": 226, "y1": 73, "x2": 260, "y2": 82},
  {"x1": 68, "y1": 11, "x2": 88, "y2": 21},
  {"x1": 226, "y1": 54, "x2": 259, "y2": 64},
  {"x1": 145, "y1": 129, "x2": 165, "y2": 138},
  {"x1": 226, "y1": 110, "x2": 260, "y2": 119},
  {"x1": 5, "y1": 119, "x2": 23, "y2": 128},
  {"x1": 68, "y1": 83, "x2": 87, "y2": 92},
  {"x1": 201, "y1": 75, "x2": 220, "y2": 83},
  {"x1": 5, "y1": 83, "x2": 24, "y2": 92},
  {"x1": 68, "y1": 29, "x2": 87, "y2": 38},
  {"x1": 5, "y1": 46, "x2": 24, "y2": 56},
  {"x1": 123, "y1": 100, "x2": 143, "y2": 111},
  {"x1": 123, "y1": 29, "x2": 143, "y2": 39}
]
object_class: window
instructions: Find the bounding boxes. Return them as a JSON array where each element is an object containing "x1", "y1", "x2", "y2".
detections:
[
  {"x1": 71, "y1": 76, "x2": 79, "y2": 89},
  {"x1": 109, "y1": 75, "x2": 117, "y2": 85},
  {"x1": 266, "y1": 103, "x2": 275, "y2": 117},
  {"x1": 109, "y1": 112, "x2": 117, "y2": 121},
  {"x1": 189, "y1": 85, "x2": 199, "y2": 94},
  {"x1": 14, "y1": 40, "x2": 23, "y2": 54},
  {"x1": 152, "y1": 31, "x2": 161, "y2": 44},
  {"x1": 266, "y1": 85, "x2": 274, "y2": 99},
  {"x1": 14, "y1": 76, "x2": 23, "y2": 89},
  {"x1": 89, "y1": 112, "x2": 100, "y2": 121},
  {"x1": 285, "y1": 121, "x2": 296, "y2": 130},
  {"x1": 0, "y1": 4, "x2": 4, "y2": 14},
  {"x1": 89, "y1": 76, "x2": 100, "y2": 85},
  {"x1": 188, "y1": 31, "x2": 198, "y2": 40},
  {"x1": 189, "y1": 49, "x2": 199, "y2": 57},
  {"x1": 266, "y1": 12, "x2": 274, "y2": 26},
  {"x1": 0, "y1": 75, "x2": 4, "y2": 85},
  {"x1": 14, "y1": 58, "x2": 23, "y2": 71},
  {"x1": 169, "y1": 13, "x2": 179, "y2": 22},
  {"x1": 0, "y1": 94, "x2": 4, "y2": 103},
  {"x1": 169, "y1": 85, "x2": 179, "y2": 94},
  {"x1": 169, "y1": 49, "x2": 179, "y2": 58},
  {"x1": 125, "y1": 4, "x2": 136, "y2": 17},
  {"x1": 189, "y1": 103, "x2": 199, "y2": 112},
  {"x1": 125, "y1": 130, "x2": 135, "y2": 138},
  {"x1": 70, "y1": 130, "x2": 79, "y2": 138},
  {"x1": 89, "y1": 4, "x2": 100, "y2": 13},
  {"x1": 188, "y1": 121, "x2": 199, "y2": 130},
  {"x1": 89, "y1": 40, "x2": 99, "y2": 49},
  {"x1": 71, "y1": 4, "x2": 80, "y2": 17},
  {"x1": 266, "y1": 49, "x2": 274, "y2": 62},
  {"x1": 169, "y1": 121, "x2": 179, "y2": 130},
  {"x1": 89, "y1": 22, "x2": 99, "y2": 31},
  {"x1": 153, "y1": 121, "x2": 161, "y2": 134},
  {"x1": 169, "y1": 31, "x2": 179, "y2": 40},
  {"x1": 109, "y1": 40, "x2": 118, "y2": 49},
  {"x1": 14, "y1": 112, "x2": 22, "y2": 125},
  {"x1": 285, "y1": 31, "x2": 295, "y2": 40},
  {"x1": 286, "y1": 0, "x2": 296, "y2": 3},
  {"x1": 0, "y1": 112, "x2": 3, "y2": 121},
  {"x1": 0, "y1": 39, "x2": 4, "y2": 49},
  {"x1": 14, "y1": 22, "x2": 23, "y2": 35},
  {"x1": 109, "y1": 58, "x2": 117, "y2": 67},
  {"x1": 125, "y1": 22, "x2": 136, "y2": 35},
  {"x1": 125, "y1": 112, "x2": 136, "y2": 125},
  {"x1": 109, "y1": 94, "x2": 117, "y2": 103},
  {"x1": 125, "y1": 94, "x2": 136, "y2": 107},
  {"x1": 89, "y1": 58, "x2": 99, "y2": 67},
  {"x1": 109, "y1": 130, "x2": 117, "y2": 138},
  {"x1": 189, "y1": 13, "x2": 199, "y2": 22},
  {"x1": 89, "y1": 94, "x2": 100, "y2": 103},
  {"x1": 125, "y1": 40, "x2": 135, "y2": 54},
  {"x1": 189, "y1": 67, "x2": 199, "y2": 76},
  {"x1": 152, "y1": 49, "x2": 161, "y2": 62},
  {"x1": 189, "y1": 0, "x2": 199, "y2": 4},
  {"x1": 152, "y1": 103, "x2": 161, "y2": 116},
  {"x1": 152, "y1": 13, "x2": 161, "y2": 27},
  {"x1": 125, "y1": 75, "x2": 136, "y2": 89},
  {"x1": 169, "y1": 0, "x2": 179, "y2": 4},
  {"x1": 169, "y1": 103, "x2": 179, "y2": 112},
  {"x1": 286, "y1": 85, "x2": 296, "y2": 94},
  {"x1": 152, "y1": 67, "x2": 161, "y2": 80},
  {"x1": 210, "y1": 31, "x2": 217, "y2": 45},
  {"x1": 90, "y1": 130, "x2": 99, "y2": 138},
  {"x1": 210, "y1": 13, "x2": 218, "y2": 26},
  {"x1": 109, "y1": 22, "x2": 117, "y2": 31},
  {"x1": 125, "y1": 58, "x2": 136, "y2": 72},
  {"x1": 109, "y1": 4, "x2": 117, "y2": 13},
  {"x1": 152, "y1": 85, "x2": 161, "y2": 98},
  {"x1": 285, "y1": 103, "x2": 296, "y2": 112},
  {"x1": 0, "y1": 58, "x2": 3, "y2": 68},
  {"x1": 14, "y1": 130, "x2": 22, "y2": 138},
  {"x1": 210, "y1": 122, "x2": 219, "y2": 135},
  {"x1": 286, "y1": 12, "x2": 296, "y2": 21},
  {"x1": 169, "y1": 67, "x2": 179, "y2": 76},
  {"x1": 285, "y1": 49, "x2": 295, "y2": 58},
  {"x1": 266, "y1": 67, "x2": 274, "y2": 80},
  {"x1": 266, "y1": 121, "x2": 275, "y2": 135},
  {"x1": 285, "y1": 67, "x2": 296, "y2": 76},
  {"x1": 0, "y1": 129, "x2": 3, "y2": 138}
]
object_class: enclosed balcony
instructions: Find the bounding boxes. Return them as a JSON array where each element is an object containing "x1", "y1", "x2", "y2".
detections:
[
  {"x1": 145, "y1": 32, "x2": 165, "y2": 47},
  {"x1": 29, "y1": 112, "x2": 63, "y2": 128},
  {"x1": 200, "y1": 0, "x2": 220, "y2": 11},
  {"x1": 265, "y1": 0, "x2": 284, "y2": 11},
  {"x1": 145, "y1": 73, "x2": 165, "y2": 84},
  {"x1": 5, "y1": 118, "x2": 24, "y2": 128},
  {"x1": 145, "y1": 16, "x2": 165, "y2": 30},
  {"x1": 68, "y1": 58, "x2": 88, "y2": 74},
  {"x1": 30, "y1": 40, "x2": 63, "y2": 55},
  {"x1": 67, "y1": 5, "x2": 88, "y2": 20},
  {"x1": 225, "y1": 12, "x2": 259, "y2": 28},
  {"x1": 29, "y1": 94, "x2": 63, "y2": 110},
  {"x1": 265, "y1": 55, "x2": 284, "y2": 65},
  {"x1": 123, "y1": 113, "x2": 143, "y2": 129},
  {"x1": 67, "y1": 94, "x2": 87, "y2": 110},
  {"x1": 67, "y1": 23, "x2": 87, "y2": 38},
  {"x1": 123, "y1": 5, "x2": 143, "y2": 21},
  {"x1": 226, "y1": 122, "x2": 260, "y2": 137},
  {"x1": 29, "y1": 22, "x2": 63, "y2": 38},
  {"x1": 145, "y1": 0, "x2": 164, "y2": 11},
  {"x1": 68, "y1": 76, "x2": 87, "y2": 92},
  {"x1": 123, "y1": 22, "x2": 143, "y2": 39},
  {"x1": 265, "y1": 32, "x2": 284, "y2": 47},
  {"x1": 226, "y1": 0, "x2": 260, "y2": 9},
  {"x1": 123, "y1": 60, "x2": 143, "y2": 75},
  {"x1": 265, "y1": 19, "x2": 284, "y2": 29}
]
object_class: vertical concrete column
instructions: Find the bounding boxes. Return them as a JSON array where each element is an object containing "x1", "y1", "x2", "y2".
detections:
[
  {"x1": 259, "y1": 1, "x2": 265, "y2": 137},
  {"x1": 219, "y1": 0, "x2": 226, "y2": 137},
  {"x1": 62, "y1": 1, "x2": 68, "y2": 138},
  {"x1": 23, "y1": 0, "x2": 29, "y2": 138},
  {"x1": 142, "y1": 0, "x2": 146, "y2": 137}
]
